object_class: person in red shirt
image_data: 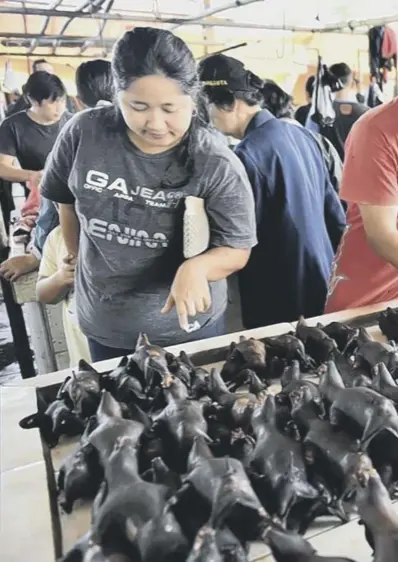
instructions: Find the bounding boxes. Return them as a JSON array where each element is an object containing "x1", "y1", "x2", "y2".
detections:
[{"x1": 325, "y1": 98, "x2": 398, "y2": 313}]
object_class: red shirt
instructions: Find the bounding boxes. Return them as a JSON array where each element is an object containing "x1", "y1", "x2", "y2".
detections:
[{"x1": 325, "y1": 98, "x2": 398, "y2": 313}]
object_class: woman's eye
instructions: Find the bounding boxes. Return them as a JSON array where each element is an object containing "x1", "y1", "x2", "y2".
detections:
[
  {"x1": 163, "y1": 106, "x2": 178, "y2": 114},
  {"x1": 130, "y1": 104, "x2": 147, "y2": 112}
]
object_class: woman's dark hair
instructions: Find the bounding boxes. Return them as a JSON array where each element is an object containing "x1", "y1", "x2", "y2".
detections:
[
  {"x1": 261, "y1": 80, "x2": 294, "y2": 119},
  {"x1": 24, "y1": 71, "x2": 66, "y2": 104},
  {"x1": 75, "y1": 59, "x2": 113, "y2": 107},
  {"x1": 112, "y1": 27, "x2": 208, "y2": 180}
]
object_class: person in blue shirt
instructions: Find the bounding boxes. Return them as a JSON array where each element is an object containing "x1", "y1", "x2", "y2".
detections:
[{"x1": 199, "y1": 54, "x2": 346, "y2": 328}]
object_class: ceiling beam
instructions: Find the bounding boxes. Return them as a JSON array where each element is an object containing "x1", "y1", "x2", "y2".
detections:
[
  {"x1": 169, "y1": 0, "x2": 263, "y2": 31},
  {"x1": 0, "y1": 5, "x2": 397, "y2": 32}
]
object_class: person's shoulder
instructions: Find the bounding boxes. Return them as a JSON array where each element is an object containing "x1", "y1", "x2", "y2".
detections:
[
  {"x1": 42, "y1": 225, "x2": 62, "y2": 256},
  {"x1": 0, "y1": 110, "x2": 28, "y2": 127},
  {"x1": 59, "y1": 105, "x2": 115, "y2": 138},
  {"x1": 350, "y1": 98, "x2": 398, "y2": 140},
  {"x1": 195, "y1": 126, "x2": 243, "y2": 169}
]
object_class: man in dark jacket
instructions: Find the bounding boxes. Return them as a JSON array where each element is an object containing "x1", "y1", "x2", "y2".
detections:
[{"x1": 200, "y1": 54, "x2": 346, "y2": 328}]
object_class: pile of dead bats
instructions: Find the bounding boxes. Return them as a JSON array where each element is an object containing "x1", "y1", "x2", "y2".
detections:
[{"x1": 17, "y1": 309, "x2": 398, "y2": 562}]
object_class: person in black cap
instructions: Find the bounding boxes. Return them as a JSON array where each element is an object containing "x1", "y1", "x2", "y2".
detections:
[{"x1": 199, "y1": 54, "x2": 346, "y2": 328}]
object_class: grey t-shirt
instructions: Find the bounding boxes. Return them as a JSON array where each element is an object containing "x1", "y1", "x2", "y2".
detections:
[
  {"x1": 0, "y1": 110, "x2": 71, "y2": 170},
  {"x1": 40, "y1": 107, "x2": 257, "y2": 349}
]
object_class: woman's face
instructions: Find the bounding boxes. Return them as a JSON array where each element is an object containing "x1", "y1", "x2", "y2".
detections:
[{"x1": 118, "y1": 75, "x2": 195, "y2": 153}]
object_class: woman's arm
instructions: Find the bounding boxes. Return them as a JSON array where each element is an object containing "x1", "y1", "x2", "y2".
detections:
[
  {"x1": 163, "y1": 146, "x2": 256, "y2": 330},
  {"x1": 162, "y1": 247, "x2": 250, "y2": 330},
  {"x1": 189, "y1": 247, "x2": 250, "y2": 281},
  {"x1": 59, "y1": 204, "x2": 80, "y2": 257}
]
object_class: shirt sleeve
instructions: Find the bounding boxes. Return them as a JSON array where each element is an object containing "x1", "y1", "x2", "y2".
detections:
[
  {"x1": 40, "y1": 116, "x2": 79, "y2": 204},
  {"x1": 341, "y1": 120, "x2": 398, "y2": 206},
  {"x1": 0, "y1": 117, "x2": 17, "y2": 158},
  {"x1": 203, "y1": 151, "x2": 257, "y2": 249},
  {"x1": 38, "y1": 229, "x2": 59, "y2": 278}
]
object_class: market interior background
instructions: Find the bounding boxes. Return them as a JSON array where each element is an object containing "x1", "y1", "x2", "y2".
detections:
[{"x1": 1, "y1": 0, "x2": 398, "y2": 383}]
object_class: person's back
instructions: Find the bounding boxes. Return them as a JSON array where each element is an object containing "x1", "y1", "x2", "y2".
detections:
[
  {"x1": 325, "y1": 99, "x2": 368, "y2": 160},
  {"x1": 235, "y1": 113, "x2": 345, "y2": 327},
  {"x1": 322, "y1": 63, "x2": 369, "y2": 160},
  {"x1": 295, "y1": 75, "x2": 315, "y2": 126}
]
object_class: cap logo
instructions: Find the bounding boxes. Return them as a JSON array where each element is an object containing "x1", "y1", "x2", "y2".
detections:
[{"x1": 203, "y1": 80, "x2": 228, "y2": 86}]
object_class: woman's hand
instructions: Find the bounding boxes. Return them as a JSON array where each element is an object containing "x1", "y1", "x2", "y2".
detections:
[{"x1": 161, "y1": 259, "x2": 211, "y2": 331}]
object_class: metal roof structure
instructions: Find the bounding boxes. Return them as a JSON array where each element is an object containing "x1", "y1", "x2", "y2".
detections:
[{"x1": 0, "y1": 0, "x2": 397, "y2": 59}]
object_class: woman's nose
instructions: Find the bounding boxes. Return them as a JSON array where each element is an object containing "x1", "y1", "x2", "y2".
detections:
[{"x1": 146, "y1": 109, "x2": 167, "y2": 129}]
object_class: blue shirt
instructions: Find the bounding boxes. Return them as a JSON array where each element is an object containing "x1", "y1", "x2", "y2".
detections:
[{"x1": 235, "y1": 110, "x2": 346, "y2": 328}]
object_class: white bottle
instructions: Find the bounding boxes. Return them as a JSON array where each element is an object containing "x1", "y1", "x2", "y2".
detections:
[{"x1": 183, "y1": 196, "x2": 210, "y2": 259}]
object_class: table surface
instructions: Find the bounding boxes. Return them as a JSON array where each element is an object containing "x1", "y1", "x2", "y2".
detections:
[{"x1": 2, "y1": 299, "x2": 398, "y2": 562}]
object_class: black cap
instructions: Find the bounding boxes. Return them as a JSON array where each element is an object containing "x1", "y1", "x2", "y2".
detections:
[{"x1": 199, "y1": 54, "x2": 253, "y2": 92}]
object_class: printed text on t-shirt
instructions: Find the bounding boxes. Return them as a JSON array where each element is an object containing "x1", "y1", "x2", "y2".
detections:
[
  {"x1": 88, "y1": 218, "x2": 169, "y2": 249},
  {"x1": 84, "y1": 170, "x2": 184, "y2": 209}
]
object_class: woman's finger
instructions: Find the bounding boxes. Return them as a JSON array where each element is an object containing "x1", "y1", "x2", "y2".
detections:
[
  {"x1": 185, "y1": 298, "x2": 197, "y2": 318},
  {"x1": 176, "y1": 301, "x2": 189, "y2": 331},
  {"x1": 202, "y1": 291, "x2": 212, "y2": 312},
  {"x1": 195, "y1": 297, "x2": 206, "y2": 314},
  {"x1": 161, "y1": 293, "x2": 175, "y2": 315}
]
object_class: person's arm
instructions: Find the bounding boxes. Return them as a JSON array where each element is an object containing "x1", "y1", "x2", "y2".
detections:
[
  {"x1": 0, "y1": 254, "x2": 39, "y2": 282},
  {"x1": 36, "y1": 244, "x2": 75, "y2": 305},
  {"x1": 162, "y1": 247, "x2": 249, "y2": 329},
  {"x1": 359, "y1": 205, "x2": 398, "y2": 269},
  {"x1": 0, "y1": 154, "x2": 42, "y2": 183},
  {"x1": 36, "y1": 271, "x2": 72, "y2": 305},
  {"x1": 187, "y1": 247, "x2": 249, "y2": 281},
  {"x1": 59, "y1": 204, "x2": 80, "y2": 257},
  {"x1": 162, "y1": 147, "x2": 257, "y2": 330},
  {"x1": 39, "y1": 116, "x2": 79, "y2": 252},
  {"x1": 36, "y1": 230, "x2": 75, "y2": 304}
]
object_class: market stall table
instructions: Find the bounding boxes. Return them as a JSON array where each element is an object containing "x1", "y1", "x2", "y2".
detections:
[{"x1": 2, "y1": 300, "x2": 398, "y2": 561}]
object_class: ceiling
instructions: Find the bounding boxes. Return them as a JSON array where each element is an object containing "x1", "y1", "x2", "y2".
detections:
[{"x1": 0, "y1": 0, "x2": 397, "y2": 59}]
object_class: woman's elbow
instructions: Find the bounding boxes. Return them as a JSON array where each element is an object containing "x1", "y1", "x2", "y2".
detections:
[{"x1": 233, "y1": 248, "x2": 251, "y2": 271}]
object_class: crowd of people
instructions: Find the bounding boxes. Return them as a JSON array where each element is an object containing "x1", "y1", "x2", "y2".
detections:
[{"x1": 0, "y1": 26, "x2": 396, "y2": 368}]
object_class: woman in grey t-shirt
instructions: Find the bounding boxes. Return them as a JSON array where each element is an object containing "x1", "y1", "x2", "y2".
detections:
[{"x1": 41, "y1": 27, "x2": 257, "y2": 362}]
